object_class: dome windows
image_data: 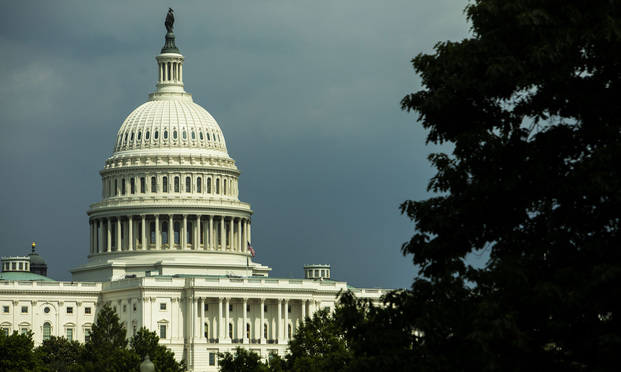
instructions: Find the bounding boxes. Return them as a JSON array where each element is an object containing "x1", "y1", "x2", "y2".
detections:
[
  {"x1": 137, "y1": 131, "x2": 142, "y2": 141},
  {"x1": 192, "y1": 131, "x2": 196, "y2": 140},
  {"x1": 164, "y1": 130, "x2": 168, "y2": 140},
  {"x1": 155, "y1": 130, "x2": 159, "y2": 140},
  {"x1": 146, "y1": 131, "x2": 150, "y2": 140},
  {"x1": 182, "y1": 130, "x2": 187, "y2": 140},
  {"x1": 199, "y1": 131, "x2": 204, "y2": 140},
  {"x1": 173, "y1": 130, "x2": 178, "y2": 140},
  {"x1": 130, "y1": 132, "x2": 134, "y2": 142}
]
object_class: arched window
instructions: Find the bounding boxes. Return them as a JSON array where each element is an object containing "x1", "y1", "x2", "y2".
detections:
[
  {"x1": 150, "y1": 222, "x2": 156, "y2": 244},
  {"x1": 140, "y1": 177, "x2": 145, "y2": 193},
  {"x1": 204, "y1": 323, "x2": 209, "y2": 339},
  {"x1": 151, "y1": 177, "x2": 156, "y2": 193},
  {"x1": 207, "y1": 178, "x2": 212, "y2": 193},
  {"x1": 121, "y1": 179, "x2": 126, "y2": 195},
  {"x1": 154, "y1": 130, "x2": 159, "y2": 140},
  {"x1": 115, "y1": 180, "x2": 118, "y2": 196},
  {"x1": 174, "y1": 177, "x2": 180, "y2": 192},
  {"x1": 229, "y1": 323, "x2": 233, "y2": 339},
  {"x1": 264, "y1": 324, "x2": 268, "y2": 339},
  {"x1": 43, "y1": 322, "x2": 51, "y2": 341},
  {"x1": 197, "y1": 177, "x2": 202, "y2": 193},
  {"x1": 192, "y1": 131, "x2": 196, "y2": 140},
  {"x1": 163, "y1": 130, "x2": 168, "y2": 139},
  {"x1": 174, "y1": 221, "x2": 180, "y2": 244},
  {"x1": 162, "y1": 222, "x2": 168, "y2": 245},
  {"x1": 146, "y1": 130, "x2": 150, "y2": 140},
  {"x1": 223, "y1": 179, "x2": 227, "y2": 195},
  {"x1": 182, "y1": 130, "x2": 187, "y2": 139},
  {"x1": 185, "y1": 177, "x2": 191, "y2": 192},
  {"x1": 207, "y1": 133, "x2": 211, "y2": 140},
  {"x1": 187, "y1": 221, "x2": 192, "y2": 244},
  {"x1": 173, "y1": 130, "x2": 178, "y2": 139},
  {"x1": 163, "y1": 177, "x2": 168, "y2": 192},
  {"x1": 138, "y1": 131, "x2": 142, "y2": 140},
  {"x1": 216, "y1": 179, "x2": 220, "y2": 194},
  {"x1": 199, "y1": 131, "x2": 204, "y2": 140},
  {"x1": 130, "y1": 178, "x2": 135, "y2": 194}
]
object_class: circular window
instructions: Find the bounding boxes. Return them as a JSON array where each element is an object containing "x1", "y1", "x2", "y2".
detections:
[{"x1": 44, "y1": 307, "x2": 50, "y2": 314}]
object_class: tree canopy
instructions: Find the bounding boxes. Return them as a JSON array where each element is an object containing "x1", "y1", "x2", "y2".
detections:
[{"x1": 395, "y1": 0, "x2": 621, "y2": 370}]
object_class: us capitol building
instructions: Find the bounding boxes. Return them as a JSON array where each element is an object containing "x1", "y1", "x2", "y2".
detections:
[{"x1": 0, "y1": 13, "x2": 385, "y2": 371}]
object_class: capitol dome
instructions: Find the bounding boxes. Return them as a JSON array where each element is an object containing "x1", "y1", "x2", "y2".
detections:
[{"x1": 72, "y1": 28, "x2": 269, "y2": 282}]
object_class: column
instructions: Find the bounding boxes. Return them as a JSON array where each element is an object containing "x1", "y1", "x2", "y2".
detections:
[
  {"x1": 97, "y1": 219, "x2": 102, "y2": 253},
  {"x1": 220, "y1": 217, "x2": 225, "y2": 251},
  {"x1": 106, "y1": 219, "x2": 112, "y2": 252},
  {"x1": 141, "y1": 215, "x2": 146, "y2": 250},
  {"x1": 168, "y1": 215, "x2": 174, "y2": 249},
  {"x1": 182, "y1": 214, "x2": 187, "y2": 250},
  {"x1": 229, "y1": 218, "x2": 234, "y2": 250},
  {"x1": 128, "y1": 216, "x2": 133, "y2": 251},
  {"x1": 208, "y1": 216, "x2": 214, "y2": 250},
  {"x1": 155, "y1": 215, "x2": 160, "y2": 250},
  {"x1": 284, "y1": 299, "x2": 289, "y2": 341},
  {"x1": 116, "y1": 218, "x2": 122, "y2": 251},
  {"x1": 225, "y1": 298, "x2": 230, "y2": 341},
  {"x1": 199, "y1": 298, "x2": 204, "y2": 339},
  {"x1": 277, "y1": 299, "x2": 282, "y2": 341},
  {"x1": 260, "y1": 298, "x2": 265, "y2": 344},
  {"x1": 242, "y1": 298, "x2": 248, "y2": 343},
  {"x1": 237, "y1": 218, "x2": 242, "y2": 252},
  {"x1": 194, "y1": 215, "x2": 200, "y2": 250},
  {"x1": 218, "y1": 298, "x2": 223, "y2": 340}
]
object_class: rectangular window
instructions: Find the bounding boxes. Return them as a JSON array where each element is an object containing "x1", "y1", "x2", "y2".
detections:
[
  {"x1": 151, "y1": 177, "x2": 156, "y2": 193},
  {"x1": 85, "y1": 329, "x2": 91, "y2": 342},
  {"x1": 133, "y1": 303, "x2": 137, "y2": 312},
  {"x1": 209, "y1": 352, "x2": 216, "y2": 366},
  {"x1": 247, "y1": 305, "x2": 250, "y2": 312},
  {"x1": 67, "y1": 307, "x2": 73, "y2": 314},
  {"x1": 163, "y1": 177, "x2": 168, "y2": 192},
  {"x1": 21, "y1": 328, "x2": 28, "y2": 335},
  {"x1": 185, "y1": 177, "x2": 191, "y2": 192},
  {"x1": 197, "y1": 177, "x2": 202, "y2": 193},
  {"x1": 19, "y1": 262, "x2": 23, "y2": 270},
  {"x1": 140, "y1": 177, "x2": 146, "y2": 193},
  {"x1": 229, "y1": 304, "x2": 233, "y2": 312},
  {"x1": 21, "y1": 306, "x2": 28, "y2": 314},
  {"x1": 288, "y1": 305, "x2": 291, "y2": 313},
  {"x1": 159, "y1": 324, "x2": 167, "y2": 339},
  {"x1": 204, "y1": 303, "x2": 208, "y2": 312},
  {"x1": 2, "y1": 306, "x2": 8, "y2": 313},
  {"x1": 264, "y1": 305, "x2": 267, "y2": 312},
  {"x1": 66, "y1": 328, "x2": 73, "y2": 341},
  {"x1": 85, "y1": 307, "x2": 92, "y2": 314},
  {"x1": 123, "y1": 305, "x2": 127, "y2": 313},
  {"x1": 160, "y1": 303, "x2": 167, "y2": 310},
  {"x1": 174, "y1": 177, "x2": 180, "y2": 192},
  {"x1": 1, "y1": 327, "x2": 9, "y2": 335}
]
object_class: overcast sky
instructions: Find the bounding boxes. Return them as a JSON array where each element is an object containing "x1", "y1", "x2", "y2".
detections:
[{"x1": 0, "y1": 1, "x2": 473, "y2": 289}]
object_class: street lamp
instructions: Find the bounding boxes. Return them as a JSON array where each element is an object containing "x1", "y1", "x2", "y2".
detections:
[{"x1": 140, "y1": 354, "x2": 155, "y2": 372}]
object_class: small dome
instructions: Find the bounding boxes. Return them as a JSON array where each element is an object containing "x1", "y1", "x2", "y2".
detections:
[
  {"x1": 0, "y1": 271, "x2": 55, "y2": 282},
  {"x1": 114, "y1": 99, "x2": 228, "y2": 154}
]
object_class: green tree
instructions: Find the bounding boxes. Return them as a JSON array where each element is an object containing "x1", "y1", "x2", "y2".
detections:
[
  {"x1": 82, "y1": 304, "x2": 137, "y2": 371},
  {"x1": 218, "y1": 346, "x2": 269, "y2": 372},
  {"x1": 130, "y1": 327, "x2": 185, "y2": 371},
  {"x1": 35, "y1": 336, "x2": 85, "y2": 372},
  {"x1": 285, "y1": 308, "x2": 351, "y2": 372},
  {"x1": 395, "y1": 0, "x2": 621, "y2": 370},
  {"x1": 0, "y1": 330, "x2": 41, "y2": 371}
]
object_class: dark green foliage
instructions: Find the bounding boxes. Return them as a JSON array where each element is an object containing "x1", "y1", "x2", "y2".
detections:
[
  {"x1": 395, "y1": 0, "x2": 621, "y2": 370},
  {"x1": 82, "y1": 304, "x2": 135, "y2": 371},
  {"x1": 218, "y1": 346, "x2": 269, "y2": 372},
  {"x1": 130, "y1": 327, "x2": 185, "y2": 372},
  {"x1": 285, "y1": 309, "x2": 351, "y2": 372},
  {"x1": 35, "y1": 336, "x2": 85, "y2": 372},
  {"x1": 0, "y1": 330, "x2": 40, "y2": 371}
]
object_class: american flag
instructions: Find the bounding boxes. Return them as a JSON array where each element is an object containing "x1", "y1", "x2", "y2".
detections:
[{"x1": 248, "y1": 242, "x2": 255, "y2": 257}]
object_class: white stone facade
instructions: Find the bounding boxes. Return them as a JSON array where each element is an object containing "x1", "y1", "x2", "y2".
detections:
[{"x1": 0, "y1": 22, "x2": 386, "y2": 371}]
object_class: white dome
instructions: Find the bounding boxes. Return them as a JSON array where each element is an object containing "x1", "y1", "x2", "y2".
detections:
[{"x1": 114, "y1": 98, "x2": 228, "y2": 155}]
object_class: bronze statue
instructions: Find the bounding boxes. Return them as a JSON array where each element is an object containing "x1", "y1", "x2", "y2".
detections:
[{"x1": 165, "y1": 8, "x2": 174, "y2": 33}]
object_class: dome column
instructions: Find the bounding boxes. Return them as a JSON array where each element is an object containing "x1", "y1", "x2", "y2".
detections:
[
  {"x1": 116, "y1": 218, "x2": 122, "y2": 251},
  {"x1": 219, "y1": 217, "x2": 225, "y2": 251},
  {"x1": 106, "y1": 219, "x2": 112, "y2": 252},
  {"x1": 128, "y1": 216, "x2": 134, "y2": 251},
  {"x1": 208, "y1": 216, "x2": 213, "y2": 250},
  {"x1": 155, "y1": 215, "x2": 161, "y2": 250},
  {"x1": 229, "y1": 218, "x2": 234, "y2": 251},
  {"x1": 182, "y1": 214, "x2": 187, "y2": 250},
  {"x1": 141, "y1": 215, "x2": 146, "y2": 250},
  {"x1": 193, "y1": 215, "x2": 200, "y2": 250},
  {"x1": 168, "y1": 215, "x2": 174, "y2": 249}
]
